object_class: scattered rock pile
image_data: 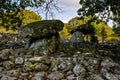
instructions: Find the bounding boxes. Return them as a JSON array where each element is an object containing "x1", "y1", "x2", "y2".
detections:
[
  {"x1": 0, "y1": 19, "x2": 120, "y2": 79},
  {"x1": 0, "y1": 48, "x2": 120, "y2": 80}
]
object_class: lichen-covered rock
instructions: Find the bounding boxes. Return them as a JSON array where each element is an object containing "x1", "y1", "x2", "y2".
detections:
[
  {"x1": 18, "y1": 20, "x2": 64, "y2": 38},
  {"x1": 50, "y1": 57, "x2": 73, "y2": 72},
  {"x1": 23, "y1": 62, "x2": 34, "y2": 72},
  {"x1": 100, "y1": 59, "x2": 120, "y2": 80},
  {"x1": 2, "y1": 61, "x2": 14, "y2": 70},
  {"x1": 6, "y1": 69, "x2": 21, "y2": 77},
  {"x1": 43, "y1": 35, "x2": 60, "y2": 54},
  {"x1": 47, "y1": 71, "x2": 64, "y2": 80},
  {"x1": 91, "y1": 74, "x2": 104, "y2": 80},
  {"x1": 0, "y1": 49, "x2": 13, "y2": 60},
  {"x1": 34, "y1": 63, "x2": 49, "y2": 71},
  {"x1": 28, "y1": 56, "x2": 43, "y2": 62}
]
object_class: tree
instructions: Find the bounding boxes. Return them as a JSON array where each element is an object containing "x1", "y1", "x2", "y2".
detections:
[
  {"x1": 0, "y1": 10, "x2": 42, "y2": 33},
  {"x1": 59, "y1": 23, "x2": 71, "y2": 39},
  {"x1": 100, "y1": 27, "x2": 107, "y2": 44},
  {"x1": 18, "y1": 10, "x2": 42, "y2": 25},
  {"x1": 77, "y1": 0, "x2": 120, "y2": 33},
  {"x1": 113, "y1": 24, "x2": 120, "y2": 36},
  {"x1": 78, "y1": 0, "x2": 120, "y2": 20},
  {"x1": 78, "y1": 24, "x2": 95, "y2": 42},
  {"x1": 0, "y1": 0, "x2": 59, "y2": 30}
]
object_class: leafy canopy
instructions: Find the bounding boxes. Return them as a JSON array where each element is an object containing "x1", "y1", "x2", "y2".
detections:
[
  {"x1": 78, "y1": 0, "x2": 120, "y2": 21},
  {"x1": 0, "y1": 10, "x2": 42, "y2": 32},
  {"x1": 77, "y1": 0, "x2": 120, "y2": 36},
  {"x1": 0, "y1": 0, "x2": 59, "y2": 30}
]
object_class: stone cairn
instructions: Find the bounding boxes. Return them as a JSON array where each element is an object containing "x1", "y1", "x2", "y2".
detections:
[{"x1": 18, "y1": 20, "x2": 64, "y2": 55}]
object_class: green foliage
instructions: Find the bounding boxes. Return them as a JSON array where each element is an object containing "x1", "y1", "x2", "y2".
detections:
[
  {"x1": 78, "y1": 0, "x2": 120, "y2": 36},
  {"x1": 100, "y1": 27, "x2": 107, "y2": 43},
  {"x1": 0, "y1": 0, "x2": 58, "y2": 30},
  {"x1": 78, "y1": 0, "x2": 120, "y2": 21},
  {"x1": 59, "y1": 23, "x2": 71, "y2": 38},
  {"x1": 91, "y1": 21, "x2": 114, "y2": 37},
  {"x1": 18, "y1": 10, "x2": 42, "y2": 26},
  {"x1": 0, "y1": 12, "x2": 22, "y2": 31},
  {"x1": 113, "y1": 24, "x2": 120, "y2": 36},
  {"x1": 66, "y1": 16, "x2": 114, "y2": 41},
  {"x1": 0, "y1": 10, "x2": 42, "y2": 32}
]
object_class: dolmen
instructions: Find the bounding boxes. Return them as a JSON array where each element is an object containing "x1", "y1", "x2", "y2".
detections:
[{"x1": 18, "y1": 20, "x2": 64, "y2": 55}]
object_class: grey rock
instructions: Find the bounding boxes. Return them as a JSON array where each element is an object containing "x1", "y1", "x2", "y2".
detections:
[
  {"x1": 1, "y1": 75, "x2": 17, "y2": 80},
  {"x1": 105, "y1": 73, "x2": 118, "y2": 80},
  {"x1": 70, "y1": 31, "x2": 84, "y2": 43},
  {"x1": 47, "y1": 71, "x2": 64, "y2": 80},
  {"x1": 29, "y1": 39, "x2": 44, "y2": 50},
  {"x1": 67, "y1": 74, "x2": 75, "y2": 80},
  {"x1": 101, "y1": 68, "x2": 119, "y2": 80},
  {"x1": 1, "y1": 75, "x2": 8, "y2": 80},
  {"x1": 115, "y1": 75, "x2": 120, "y2": 80},
  {"x1": 92, "y1": 74, "x2": 104, "y2": 80},
  {"x1": 73, "y1": 64, "x2": 86, "y2": 77},
  {"x1": 6, "y1": 69, "x2": 20, "y2": 77},
  {"x1": 101, "y1": 59, "x2": 116, "y2": 70},
  {"x1": 76, "y1": 76, "x2": 83, "y2": 80},
  {"x1": 0, "y1": 67, "x2": 4, "y2": 72},
  {"x1": 26, "y1": 35, "x2": 60, "y2": 55},
  {"x1": 0, "y1": 49, "x2": 13, "y2": 60},
  {"x1": 32, "y1": 76, "x2": 42, "y2": 80},
  {"x1": 15, "y1": 57, "x2": 24, "y2": 65},
  {"x1": 32, "y1": 72, "x2": 46, "y2": 80}
]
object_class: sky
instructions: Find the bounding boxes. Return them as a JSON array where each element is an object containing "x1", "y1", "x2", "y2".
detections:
[
  {"x1": 54, "y1": 0, "x2": 80, "y2": 23},
  {"x1": 28, "y1": 0, "x2": 113, "y2": 27},
  {"x1": 39, "y1": 0, "x2": 80, "y2": 23}
]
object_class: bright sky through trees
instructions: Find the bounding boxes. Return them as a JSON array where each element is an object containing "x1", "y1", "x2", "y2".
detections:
[{"x1": 27, "y1": 0, "x2": 113, "y2": 27}]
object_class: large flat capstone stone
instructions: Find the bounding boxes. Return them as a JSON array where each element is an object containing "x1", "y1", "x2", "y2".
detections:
[{"x1": 18, "y1": 20, "x2": 64, "y2": 38}]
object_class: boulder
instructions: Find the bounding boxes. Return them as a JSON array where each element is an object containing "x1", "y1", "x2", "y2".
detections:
[
  {"x1": 70, "y1": 31, "x2": 84, "y2": 43},
  {"x1": 18, "y1": 20, "x2": 64, "y2": 39}
]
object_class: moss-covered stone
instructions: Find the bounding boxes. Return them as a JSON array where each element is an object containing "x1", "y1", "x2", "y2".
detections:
[{"x1": 18, "y1": 20, "x2": 64, "y2": 38}]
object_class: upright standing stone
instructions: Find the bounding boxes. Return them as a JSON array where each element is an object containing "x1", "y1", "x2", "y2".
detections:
[{"x1": 70, "y1": 31, "x2": 84, "y2": 45}]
